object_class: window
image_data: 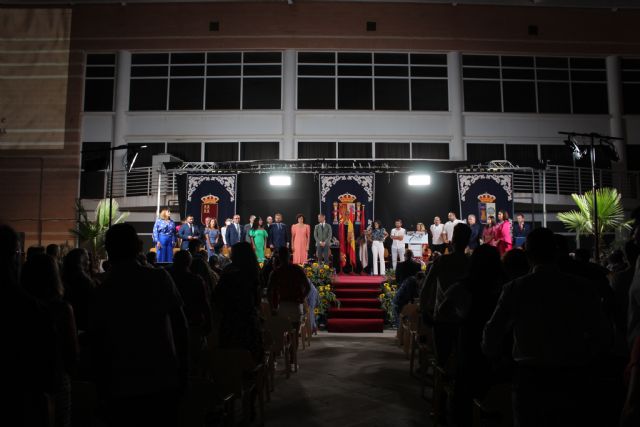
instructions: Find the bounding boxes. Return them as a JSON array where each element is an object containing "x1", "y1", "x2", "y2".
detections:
[
  {"x1": 375, "y1": 142, "x2": 410, "y2": 159},
  {"x1": 622, "y1": 58, "x2": 640, "y2": 114},
  {"x1": 126, "y1": 143, "x2": 165, "y2": 168},
  {"x1": 297, "y1": 52, "x2": 447, "y2": 111},
  {"x1": 298, "y1": 141, "x2": 336, "y2": 159},
  {"x1": 130, "y1": 52, "x2": 282, "y2": 111},
  {"x1": 84, "y1": 54, "x2": 116, "y2": 111},
  {"x1": 411, "y1": 143, "x2": 449, "y2": 159},
  {"x1": 338, "y1": 142, "x2": 372, "y2": 158},
  {"x1": 240, "y1": 142, "x2": 279, "y2": 160},
  {"x1": 466, "y1": 143, "x2": 504, "y2": 163},
  {"x1": 540, "y1": 145, "x2": 573, "y2": 166},
  {"x1": 80, "y1": 141, "x2": 111, "y2": 199},
  {"x1": 463, "y1": 55, "x2": 608, "y2": 114},
  {"x1": 506, "y1": 144, "x2": 539, "y2": 167},
  {"x1": 628, "y1": 146, "x2": 640, "y2": 170},
  {"x1": 167, "y1": 142, "x2": 202, "y2": 162},
  {"x1": 205, "y1": 142, "x2": 239, "y2": 162}
]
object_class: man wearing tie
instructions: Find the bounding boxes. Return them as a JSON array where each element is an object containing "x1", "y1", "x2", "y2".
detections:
[
  {"x1": 225, "y1": 214, "x2": 244, "y2": 247},
  {"x1": 268, "y1": 212, "x2": 290, "y2": 250},
  {"x1": 244, "y1": 214, "x2": 256, "y2": 243},
  {"x1": 177, "y1": 215, "x2": 200, "y2": 250},
  {"x1": 314, "y1": 213, "x2": 332, "y2": 264}
]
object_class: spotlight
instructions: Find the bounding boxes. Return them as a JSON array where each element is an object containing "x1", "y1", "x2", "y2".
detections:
[
  {"x1": 269, "y1": 175, "x2": 291, "y2": 186},
  {"x1": 563, "y1": 137, "x2": 584, "y2": 160},
  {"x1": 408, "y1": 174, "x2": 431, "y2": 186}
]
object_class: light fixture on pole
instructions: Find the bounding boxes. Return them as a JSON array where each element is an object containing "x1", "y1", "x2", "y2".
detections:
[
  {"x1": 269, "y1": 174, "x2": 292, "y2": 186},
  {"x1": 408, "y1": 174, "x2": 431, "y2": 186}
]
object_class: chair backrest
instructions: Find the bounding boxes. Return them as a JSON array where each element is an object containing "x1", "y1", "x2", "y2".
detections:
[
  {"x1": 401, "y1": 303, "x2": 420, "y2": 330},
  {"x1": 209, "y1": 349, "x2": 256, "y2": 395},
  {"x1": 264, "y1": 315, "x2": 291, "y2": 351}
]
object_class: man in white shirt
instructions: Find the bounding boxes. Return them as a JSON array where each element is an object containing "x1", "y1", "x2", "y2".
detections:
[
  {"x1": 430, "y1": 216, "x2": 445, "y2": 254},
  {"x1": 443, "y1": 211, "x2": 462, "y2": 252},
  {"x1": 390, "y1": 219, "x2": 406, "y2": 270}
]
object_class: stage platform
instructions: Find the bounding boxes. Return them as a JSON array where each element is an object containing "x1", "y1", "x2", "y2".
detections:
[{"x1": 327, "y1": 274, "x2": 385, "y2": 333}]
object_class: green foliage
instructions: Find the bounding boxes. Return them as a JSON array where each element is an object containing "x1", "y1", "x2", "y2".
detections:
[
  {"x1": 379, "y1": 274, "x2": 399, "y2": 324},
  {"x1": 70, "y1": 199, "x2": 129, "y2": 262},
  {"x1": 557, "y1": 187, "x2": 631, "y2": 237}
]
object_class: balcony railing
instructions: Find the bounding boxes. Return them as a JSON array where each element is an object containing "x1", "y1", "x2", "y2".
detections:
[{"x1": 81, "y1": 164, "x2": 640, "y2": 202}]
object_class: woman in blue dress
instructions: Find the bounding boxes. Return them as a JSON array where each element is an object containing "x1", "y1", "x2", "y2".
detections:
[
  {"x1": 204, "y1": 217, "x2": 221, "y2": 259},
  {"x1": 152, "y1": 208, "x2": 176, "y2": 263}
]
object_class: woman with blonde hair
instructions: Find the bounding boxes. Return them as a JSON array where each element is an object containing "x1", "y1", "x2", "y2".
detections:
[{"x1": 152, "y1": 208, "x2": 176, "y2": 263}]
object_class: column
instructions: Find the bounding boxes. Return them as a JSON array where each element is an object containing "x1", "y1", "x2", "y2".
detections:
[
  {"x1": 112, "y1": 50, "x2": 131, "y2": 195},
  {"x1": 447, "y1": 52, "x2": 465, "y2": 161},
  {"x1": 606, "y1": 55, "x2": 626, "y2": 171},
  {"x1": 282, "y1": 49, "x2": 296, "y2": 160}
]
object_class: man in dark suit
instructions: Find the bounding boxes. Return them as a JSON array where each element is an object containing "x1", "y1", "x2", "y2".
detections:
[
  {"x1": 513, "y1": 213, "x2": 531, "y2": 249},
  {"x1": 177, "y1": 215, "x2": 200, "y2": 250},
  {"x1": 268, "y1": 212, "x2": 290, "y2": 250},
  {"x1": 244, "y1": 214, "x2": 256, "y2": 243},
  {"x1": 225, "y1": 214, "x2": 244, "y2": 247}
]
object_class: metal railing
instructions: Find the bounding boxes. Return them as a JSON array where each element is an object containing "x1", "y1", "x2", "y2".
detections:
[{"x1": 83, "y1": 164, "x2": 640, "y2": 202}]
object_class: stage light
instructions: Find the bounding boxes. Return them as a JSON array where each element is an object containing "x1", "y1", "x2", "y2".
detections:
[
  {"x1": 408, "y1": 174, "x2": 431, "y2": 186},
  {"x1": 269, "y1": 175, "x2": 291, "y2": 186}
]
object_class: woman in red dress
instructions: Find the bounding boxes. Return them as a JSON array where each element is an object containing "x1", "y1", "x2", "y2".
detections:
[{"x1": 482, "y1": 215, "x2": 497, "y2": 247}]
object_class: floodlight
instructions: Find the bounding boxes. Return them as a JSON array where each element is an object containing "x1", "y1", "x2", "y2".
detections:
[
  {"x1": 408, "y1": 174, "x2": 431, "y2": 186},
  {"x1": 269, "y1": 175, "x2": 292, "y2": 186}
]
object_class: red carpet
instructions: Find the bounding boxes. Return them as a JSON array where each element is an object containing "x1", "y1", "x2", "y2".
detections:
[{"x1": 327, "y1": 274, "x2": 385, "y2": 333}]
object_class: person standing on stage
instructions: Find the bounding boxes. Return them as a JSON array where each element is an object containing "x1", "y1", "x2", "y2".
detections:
[
  {"x1": 225, "y1": 214, "x2": 244, "y2": 247},
  {"x1": 314, "y1": 213, "x2": 333, "y2": 264},
  {"x1": 266, "y1": 216, "x2": 274, "y2": 230},
  {"x1": 409, "y1": 222, "x2": 427, "y2": 259},
  {"x1": 371, "y1": 220, "x2": 389, "y2": 276},
  {"x1": 204, "y1": 217, "x2": 220, "y2": 259},
  {"x1": 495, "y1": 210, "x2": 513, "y2": 256},
  {"x1": 390, "y1": 219, "x2": 406, "y2": 270},
  {"x1": 443, "y1": 211, "x2": 462, "y2": 253},
  {"x1": 153, "y1": 208, "x2": 176, "y2": 263},
  {"x1": 483, "y1": 215, "x2": 497, "y2": 247},
  {"x1": 220, "y1": 218, "x2": 231, "y2": 247},
  {"x1": 268, "y1": 212, "x2": 290, "y2": 250},
  {"x1": 244, "y1": 214, "x2": 256, "y2": 244},
  {"x1": 467, "y1": 214, "x2": 482, "y2": 252},
  {"x1": 513, "y1": 213, "x2": 531, "y2": 249},
  {"x1": 177, "y1": 215, "x2": 200, "y2": 251},
  {"x1": 430, "y1": 216, "x2": 445, "y2": 255},
  {"x1": 291, "y1": 214, "x2": 311, "y2": 265},
  {"x1": 249, "y1": 217, "x2": 268, "y2": 263}
]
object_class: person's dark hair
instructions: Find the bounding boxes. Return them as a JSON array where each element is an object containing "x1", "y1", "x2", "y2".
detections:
[
  {"x1": 498, "y1": 210, "x2": 510, "y2": 221},
  {"x1": 105, "y1": 223, "x2": 139, "y2": 262},
  {"x1": 526, "y1": 227, "x2": 556, "y2": 265},
  {"x1": 296, "y1": 213, "x2": 305, "y2": 222},
  {"x1": 516, "y1": 213, "x2": 525, "y2": 219},
  {"x1": 468, "y1": 244, "x2": 504, "y2": 284},
  {"x1": 21, "y1": 253, "x2": 63, "y2": 301},
  {"x1": 230, "y1": 241, "x2": 260, "y2": 281},
  {"x1": 26, "y1": 246, "x2": 45, "y2": 262},
  {"x1": 502, "y1": 248, "x2": 530, "y2": 280},
  {"x1": 208, "y1": 254, "x2": 219, "y2": 270},
  {"x1": 145, "y1": 251, "x2": 157, "y2": 265},
  {"x1": 452, "y1": 223, "x2": 471, "y2": 251},
  {"x1": 574, "y1": 248, "x2": 591, "y2": 263},
  {"x1": 46, "y1": 243, "x2": 60, "y2": 258},
  {"x1": 404, "y1": 249, "x2": 414, "y2": 260},
  {"x1": 276, "y1": 246, "x2": 290, "y2": 264},
  {"x1": 188, "y1": 238, "x2": 203, "y2": 255},
  {"x1": 395, "y1": 219, "x2": 403, "y2": 224},
  {"x1": 173, "y1": 250, "x2": 192, "y2": 271},
  {"x1": 252, "y1": 217, "x2": 263, "y2": 231},
  {"x1": 608, "y1": 249, "x2": 625, "y2": 266},
  {"x1": 0, "y1": 224, "x2": 19, "y2": 263},
  {"x1": 136, "y1": 253, "x2": 148, "y2": 265},
  {"x1": 553, "y1": 233, "x2": 570, "y2": 257},
  {"x1": 373, "y1": 220, "x2": 382, "y2": 229},
  {"x1": 101, "y1": 259, "x2": 112, "y2": 272},
  {"x1": 63, "y1": 248, "x2": 90, "y2": 281}
]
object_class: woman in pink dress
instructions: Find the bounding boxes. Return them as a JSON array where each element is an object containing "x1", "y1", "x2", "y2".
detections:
[
  {"x1": 291, "y1": 213, "x2": 310, "y2": 265},
  {"x1": 495, "y1": 210, "x2": 513, "y2": 256},
  {"x1": 483, "y1": 215, "x2": 497, "y2": 247}
]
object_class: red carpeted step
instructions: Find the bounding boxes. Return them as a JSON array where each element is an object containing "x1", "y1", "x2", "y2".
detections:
[
  {"x1": 334, "y1": 288, "x2": 381, "y2": 299},
  {"x1": 328, "y1": 307, "x2": 385, "y2": 319},
  {"x1": 327, "y1": 318, "x2": 384, "y2": 333},
  {"x1": 333, "y1": 275, "x2": 385, "y2": 285},
  {"x1": 336, "y1": 298, "x2": 381, "y2": 308}
]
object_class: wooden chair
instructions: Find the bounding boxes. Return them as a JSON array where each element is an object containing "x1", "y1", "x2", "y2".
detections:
[
  {"x1": 400, "y1": 303, "x2": 419, "y2": 358},
  {"x1": 473, "y1": 383, "x2": 514, "y2": 427},
  {"x1": 263, "y1": 315, "x2": 293, "y2": 379},
  {"x1": 431, "y1": 348, "x2": 458, "y2": 426},
  {"x1": 180, "y1": 376, "x2": 234, "y2": 427}
]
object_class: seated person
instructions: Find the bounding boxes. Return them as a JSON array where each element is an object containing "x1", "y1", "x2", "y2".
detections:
[
  {"x1": 395, "y1": 249, "x2": 421, "y2": 286},
  {"x1": 393, "y1": 271, "x2": 425, "y2": 323}
]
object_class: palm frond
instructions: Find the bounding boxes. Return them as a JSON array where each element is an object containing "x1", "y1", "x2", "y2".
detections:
[{"x1": 557, "y1": 187, "x2": 631, "y2": 237}]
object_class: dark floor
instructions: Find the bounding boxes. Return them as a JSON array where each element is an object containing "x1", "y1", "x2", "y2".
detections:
[{"x1": 264, "y1": 331, "x2": 434, "y2": 427}]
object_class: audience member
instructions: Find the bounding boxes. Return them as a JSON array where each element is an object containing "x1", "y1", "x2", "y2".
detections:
[
  {"x1": 62, "y1": 248, "x2": 95, "y2": 332},
  {"x1": 483, "y1": 228, "x2": 611, "y2": 427},
  {"x1": 22, "y1": 253, "x2": 79, "y2": 427},
  {"x1": 620, "y1": 332, "x2": 640, "y2": 427},
  {"x1": 213, "y1": 241, "x2": 263, "y2": 363},
  {"x1": 26, "y1": 244, "x2": 45, "y2": 262},
  {"x1": 502, "y1": 248, "x2": 530, "y2": 280},
  {"x1": 90, "y1": 223, "x2": 188, "y2": 427},
  {"x1": 395, "y1": 249, "x2": 421, "y2": 287},
  {"x1": 394, "y1": 271, "x2": 425, "y2": 322},
  {"x1": 145, "y1": 250, "x2": 157, "y2": 267},
  {"x1": 0, "y1": 224, "x2": 57, "y2": 426}
]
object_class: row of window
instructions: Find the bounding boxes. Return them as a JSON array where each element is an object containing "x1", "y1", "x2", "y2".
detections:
[{"x1": 83, "y1": 52, "x2": 640, "y2": 114}]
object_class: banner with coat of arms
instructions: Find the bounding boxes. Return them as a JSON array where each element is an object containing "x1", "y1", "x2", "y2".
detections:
[
  {"x1": 319, "y1": 174, "x2": 374, "y2": 268},
  {"x1": 457, "y1": 173, "x2": 513, "y2": 224},
  {"x1": 185, "y1": 174, "x2": 237, "y2": 227}
]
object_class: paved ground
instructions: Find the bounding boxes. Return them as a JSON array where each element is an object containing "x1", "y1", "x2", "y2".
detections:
[{"x1": 263, "y1": 330, "x2": 434, "y2": 427}]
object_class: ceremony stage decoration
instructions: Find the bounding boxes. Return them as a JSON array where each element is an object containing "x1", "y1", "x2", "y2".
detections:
[
  {"x1": 319, "y1": 174, "x2": 374, "y2": 269},
  {"x1": 185, "y1": 174, "x2": 237, "y2": 226},
  {"x1": 304, "y1": 263, "x2": 339, "y2": 322},
  {"x1": 457, "y1": 172, "x2": 514, "y2": 223}
]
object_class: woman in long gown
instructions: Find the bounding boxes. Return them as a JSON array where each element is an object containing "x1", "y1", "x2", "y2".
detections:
[
  {"x1": 482, "y1": 215, "x2": 497, "y2": 248},
  {"x1": 152, "y1": 208, "x2": 176, "y2": 263},
  {"x1": 494, "y1": 210, "x2": 513, "y2": 256},
  {"x1": 291, "y1": 213, "x2": 310, "y2": 265},
  {"x1": 249, "y1": 217, "x2": 268, "y2": 262}
]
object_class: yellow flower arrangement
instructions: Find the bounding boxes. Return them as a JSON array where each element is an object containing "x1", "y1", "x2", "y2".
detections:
[
  {"x1": 324, "y1": 264, "x2": 330, "y2": 270},
  {"x1": 313, "y1": 262, "x2": 319, "y2": 268},
  {"x1": 319, "y1": 292, "x2": 325, "y2": 297},
  {"x1": 314, "y1": 308, "x2": 320, "y2": 315},
  {"x1": 379, "y1": 293, "x2": 385, "y2": 299}
]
